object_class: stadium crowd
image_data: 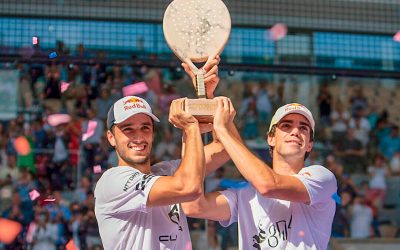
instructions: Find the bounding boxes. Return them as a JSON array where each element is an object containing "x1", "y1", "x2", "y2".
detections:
[{"x1": 0, "y1": 45, "x2": 400, "y2": 250}]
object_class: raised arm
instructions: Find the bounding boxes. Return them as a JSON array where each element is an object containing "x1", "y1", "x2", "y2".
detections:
[
  {"x1": 212, "y1": 98, "x2": 311, "y2": 203},
  {"x1": 182, "y1": 58, "x2": 241, "y2": 175},
  {"x1": 203, "y1": 97, "x2": 242, "y2": 175},
  {"x1": 182, "y1": 191, "x2": 231, "y2": 221},
  {"x1": 147, "y1": 98, "x2": 205, "y2": 206}
]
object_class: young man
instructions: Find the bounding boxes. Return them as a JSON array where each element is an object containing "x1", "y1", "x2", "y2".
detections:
[
  {"x1": 94, "y1": 58, "x2": 235, "y2": 250},
  {"x1": 183, "y1": 101, "x2": 337, "y2": 250}
]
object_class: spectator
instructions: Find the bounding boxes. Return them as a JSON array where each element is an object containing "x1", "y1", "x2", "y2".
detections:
[
  {"x1": 1, "y1": 195, "x2": 26, "y2": 249},
  {"x1": 367, "y1": 154, "x2": 391, "y2": 208},
  {"x1": 389, "y1": 153, "x2": 400, "y2": 176},
  {"x1": 56, "y1": 40, "x2": 70, "y2": 56},
  {"x1": 255, "y1": 81, "x2": 272, "y2": 126},
  {"x1": 95, "y1": 86, "x2": 114, "y2": 122},
  {"x1": 349, "y1": 85, "x2": 368, "y2": 116},
  {"x1": 330, "y1": 100, "x2": 351, "y2": 143},
  {"x1": 66, "y1": 112, "x2": 82, "y2": 169},
  {"x1": 350, "y1": 195, "x2": 373, "y2": 239},
  {"x1": 30, "y1": 209, "x2": 58, "y2": 250},
  {"x1": 0, "y1": 154, "x2": 19, "y2": 210},
  {"x1": 68, "y1": 203, "x2": 84, "y2": 250},
  {"x1": 331, "y1": 191, "x2": 351, "y2": 238},
  {"x1": 305, "y1": 150, "x2": 324, "y2": 166},
  {"x1": 349, "y1": 108, "x2": 371, "y2": 147},
  {"x1": 238, "y1": 85, "x2": 258, "y2": 139},
  {"x1": 158, "y1": 85, "x2": 180, "y2": 124},
  {"x1": 378, "y1": 126, "x2": 400, "y2": 161},
  {"x1": 154, "y1": 128, "x2": 177, "y2": 162},
  {"x1": 43, "y1": 63, "x2": 62, "y2": 113},
  {"x1": 46, "y1": 124, "x2": 70, "y2": 190},
  {"x1": 0, "y1": 154, "x2": 19, "y2": 181},
  {"x1": 74, "y1": 176, "x2": 92, "y2": 203},
  {"x1": 81, "y1": 108, "x2": 104, "y2": 173},
  {"x1": 195, "y1": 220, "x2": 222, "y2": 250},
  {"x1": 81, "y1": 210, "x2": 102, "y2": 249},
  {"x1": 334, "y1": 128, "x2": 366, "y2": 173},
  {"x1": 19, "y1": 74, "x2": 34, "y2": 109},
  {"x1": 15, "y1": 170, "x2": 35, "y2": 222},
  {"x1": 317, "y1": 83, "x2": 333, "y2": 128}
]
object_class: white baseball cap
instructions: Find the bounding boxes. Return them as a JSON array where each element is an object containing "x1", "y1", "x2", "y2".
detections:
[
  {"x1": 268, "y1": 103, "x2": 315, "y2": 133},
  {"x1": 107, "y1": 96, "x2": 160, "y2": 130}
]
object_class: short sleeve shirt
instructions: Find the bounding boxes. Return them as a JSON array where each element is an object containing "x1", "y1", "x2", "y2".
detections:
[
  {"x1": 219, "y1": 165, "x2": 337, "y2": 250},
  {"x1": 95, "y1": 160, "x2": 192, "y2": 250}
]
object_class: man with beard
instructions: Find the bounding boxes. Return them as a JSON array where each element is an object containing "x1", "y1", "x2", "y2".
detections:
[{"x1": 183, "y1": 102, "x2": 337, "y2": 250}]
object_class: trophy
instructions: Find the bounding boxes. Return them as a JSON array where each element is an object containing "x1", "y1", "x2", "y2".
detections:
[{"x1": 163, "y1": 0, "x2": 231, "y2": 123}]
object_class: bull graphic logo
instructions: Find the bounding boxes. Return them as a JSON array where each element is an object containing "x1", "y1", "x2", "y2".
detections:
[
  {"x1": 284, "y1": 103, "x2": 304, "y2": 112},
  {"x1": 123, "y1": 97, "x2": 143, "y2": 105},
  {"x1": 168, "y1": 204, "x2": 183, "y2": 231},
  {"x1": 252, "y1": 220, "x2": 267, "y2": 250},
  {"x1": 122, "y1": 97, "x2": 146, "y2": 110}
]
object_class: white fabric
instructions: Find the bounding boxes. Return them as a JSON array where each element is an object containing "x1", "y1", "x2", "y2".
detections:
[
  {"x1": 350, "y1": 204, "x2": 373, "y2": 238},
  {"x1": 95, "y1": 160, "x2": 191, "y2": 250},
  {"x1": 330, "y1": 110, "x2": 350, "y2": 132},
  {"x1": 390, "y1": 155, "x2": 400, "y2": 173},
  {"x1": 269, "y1": 103, "x2": 315, "y2": 133},
  {"x1": 52, "y1": 135, "x2": 68, "y2": 162},
  {"x1": 219, "y1": 165, "x2": 337, "y2": 250},
  {"x1": 368, "y1": 166, "x2": 387, "y2": 189},
  {"x1": 32, "y1": 224, "x2": 58, "y2": 250},
  {"x1": 349, "y1": 117, "x2": 371, "y2": 146},
  {"x1": 113, "y1": 96, "x2": 159, "y2": 124}
]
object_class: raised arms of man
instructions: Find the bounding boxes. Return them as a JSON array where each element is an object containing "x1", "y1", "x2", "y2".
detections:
[
  {"x1": 181, "y1": 56, "x2": 242, "y2": 175},
  {"x1": 182, "y1": 99, "x2": 321, "y2": 222},
  {"x1": 211, "y1": 98, "x2": 312, "y2": 202},
  {"x1": 147, "y1": 98, "x2": 205, "y2": 206}
]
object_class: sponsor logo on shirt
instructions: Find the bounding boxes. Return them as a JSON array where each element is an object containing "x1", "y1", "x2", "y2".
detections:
[
  {"x1": 252, "y1": 215, "x2": 292, "y2": 249},
  {"x1": 134, "y1": 174, "x2": 154, "y2": 191},
  {"x1": 159, "y1": 204, "x2": 183, "y2": 242},
  {"x1": 123, "y1": 172, "x2": 140, "y2": 192},
  {"x1": 168, "y1": 204, "x2": 183, "y2": 231}
]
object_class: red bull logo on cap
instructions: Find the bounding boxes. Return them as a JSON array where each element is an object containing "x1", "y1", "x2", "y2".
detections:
[
  {"x1": 123, "y1": 97, "x2": 146, "y2": 110},
  {"x1": 123, "y1": 97, "x2": 142, "y2": 105},
  {"x1": 284, "y1": 103, "x2": 305, "y2": 112}
]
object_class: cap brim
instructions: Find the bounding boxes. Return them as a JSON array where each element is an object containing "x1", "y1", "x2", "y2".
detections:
[{"x1": 114, "y1": 111, "x2": 160, "y2": 125}]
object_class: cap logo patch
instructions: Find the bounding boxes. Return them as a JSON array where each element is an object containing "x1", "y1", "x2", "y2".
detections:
[
  {"x1": 284, "y1": 103, "x2": 305, "y2": 112},
  {"x1": 123, "y1": 97, "x2": 146, "y2": 111}
]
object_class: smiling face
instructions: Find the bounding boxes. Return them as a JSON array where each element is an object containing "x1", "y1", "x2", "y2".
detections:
[
  {"x1": 107, "y1": 113, "x2": 154, "y2": 168},
  {"x1": 268, "y1": 113, "x2": 313, "y2": 161}
]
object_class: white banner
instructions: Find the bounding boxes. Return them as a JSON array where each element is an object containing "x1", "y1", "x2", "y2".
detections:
[{"x1": 0, "y1": 70, "x2": 19, "y2": 120}]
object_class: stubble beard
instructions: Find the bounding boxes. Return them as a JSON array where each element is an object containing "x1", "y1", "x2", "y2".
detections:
[{"x1": 117, "y1": 144, "x2": 151, "y2": 167}]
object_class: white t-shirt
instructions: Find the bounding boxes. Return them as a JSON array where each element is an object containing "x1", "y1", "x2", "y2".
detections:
[
  {"x1": 94, "y1": 160, "x2": 192, "y2": 250},
  {"x1": 219, "y1": 165, "x2": 337, "y2": 250},
  {"x1": 330, "y1": 110, "x2": 350, "y2": 132},
  {"x1": 350, "y1": 204, "x2": 372, "y2": 239},
  {"x1": 368, "y1": 166, "x2": 387, "y2": 190}
]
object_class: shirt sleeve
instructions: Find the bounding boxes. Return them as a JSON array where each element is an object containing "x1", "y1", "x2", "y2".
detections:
[
  {"x1": 293, "y1": 165, "x2": 337, "y2": 206},
  {"x1": 151, "y1": 159, "x2": 181, "y2": 176},
  {"x1": 218, "y1": 188, "x2": 238, "y2": 227},
  {"x1": 94, "y1": 167, "x2": 160, "y2": 215}
]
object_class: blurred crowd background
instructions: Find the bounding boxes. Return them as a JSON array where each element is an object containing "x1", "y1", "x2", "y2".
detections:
[{"x1": 1, "y1": 0, "x2": 400, "y2": 249}]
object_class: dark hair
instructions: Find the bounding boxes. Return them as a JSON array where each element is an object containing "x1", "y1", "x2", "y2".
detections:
[{"x1": 267, "y1": 124, "x2": 314, "y2": 161}]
